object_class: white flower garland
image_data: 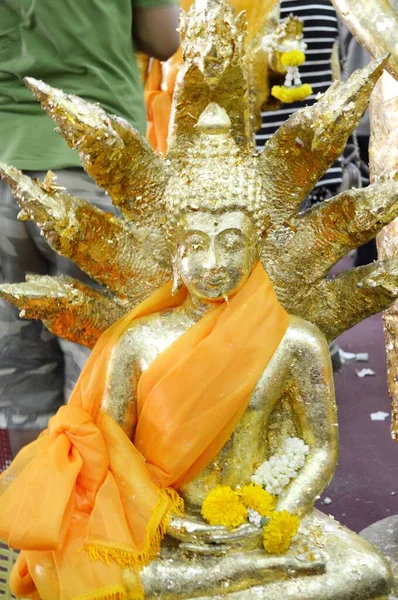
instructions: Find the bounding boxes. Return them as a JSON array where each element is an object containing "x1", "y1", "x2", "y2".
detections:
[
  {"x1": 251, "y1": 437, "x2": 310, "y2": 496},
  {"x1": 247, "y1": 508, "x2": 263, "y2": 529}
]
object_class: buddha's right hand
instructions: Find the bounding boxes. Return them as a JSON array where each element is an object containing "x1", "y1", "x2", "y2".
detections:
[{"x1": 167, "y1": 513, "x2": 262, "y2": 546}]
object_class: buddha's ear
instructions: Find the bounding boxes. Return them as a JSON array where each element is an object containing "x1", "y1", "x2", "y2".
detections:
[
  {"x1": 257, "y1": 215, "x2": 272, "y2": 244},
  {"x1": 172, "y1": 270, "x2": 184, "y2": 296},
  {"x1": 171, "y1": 254, "x2": 184, "y2": 296}
]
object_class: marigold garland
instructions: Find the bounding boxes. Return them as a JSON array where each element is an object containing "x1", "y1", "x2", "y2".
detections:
[
  {"x1": 202, "y1": 485, "x2": 301, "y2": 555},
  {"x1": 262, "y1": 510, "x2": 300, "y2": 555},
  {"x1": 271, "y1": 84, "x2": 313, "y2": 104},
  {"x1": 238, "y1": 483, "x2": 276, "y2": 517},
  {"x1": 201, "y1": 485, "x2": 247, "y2": 530}
]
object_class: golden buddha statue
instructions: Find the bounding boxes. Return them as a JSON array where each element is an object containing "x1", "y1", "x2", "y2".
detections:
[{"x1": 2, "y1": 2, "x2": 398, "y2": 600}]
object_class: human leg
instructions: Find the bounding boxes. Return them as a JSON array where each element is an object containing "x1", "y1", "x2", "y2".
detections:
[
  {"x1": 0, "y1": 178, "x2": 64, "y2": 440},
  {"x1": 25, "y1": 168, "x2": 117, "y2": 399}
]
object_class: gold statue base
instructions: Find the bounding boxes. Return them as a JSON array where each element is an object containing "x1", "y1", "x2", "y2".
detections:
[{"x1": 361, "y1": 515, "x2": 398, "y2": 600}]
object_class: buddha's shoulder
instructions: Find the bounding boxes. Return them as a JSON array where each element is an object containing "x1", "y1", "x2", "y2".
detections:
[{"x1": 114, "y1": 307, "x2": 191, "y2": 354}]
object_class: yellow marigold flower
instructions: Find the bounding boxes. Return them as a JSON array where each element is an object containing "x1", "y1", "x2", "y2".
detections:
[
  {"x1": 271, "y1": 84, "x2": 312, "y2": 104},
  {"x1": 262, "y1": 510, "x2": 300, "y2": 555},
  {"x1": 238, "y1": 483, "x2": 276, "y2": 517},
  {"x1": 201, "y1": 486, "x2": 247, "y2": 530},
  {"x1": 281, "y1": 50, "x2": 306, "y2": 67}
]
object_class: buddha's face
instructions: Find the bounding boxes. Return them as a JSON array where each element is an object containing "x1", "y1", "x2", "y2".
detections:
[{"x1": 174, "y1": 210, "x2": 258, "y2": 301}]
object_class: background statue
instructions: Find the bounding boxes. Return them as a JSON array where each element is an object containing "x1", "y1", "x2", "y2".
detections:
[
  {"x1": 1, "y1": 1, "x2": 398, "y2": 600},
  {"x1": 329, "y1": 1, "x2": 398, "y2": 595},
  {"x1": 332, "y1": 0, "x2": 398, "y2": 443}
]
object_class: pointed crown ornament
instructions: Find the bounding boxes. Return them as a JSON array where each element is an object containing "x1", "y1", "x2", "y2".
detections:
[{"x1": 276, "y1": 14, "x2": 304, "y2": 45}]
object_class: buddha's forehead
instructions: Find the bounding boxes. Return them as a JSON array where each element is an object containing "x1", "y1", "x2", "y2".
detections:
[{"x1": 179, "y1": 210, "x2": 253, "y2": 237}]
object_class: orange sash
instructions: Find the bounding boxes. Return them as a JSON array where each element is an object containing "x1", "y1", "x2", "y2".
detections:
[
  {"x1": 0, "y1": 264, "x2": 289, "y2": 600},
  {"x1": 144, "y1": 50, "x2": 184, "y2": 155}
]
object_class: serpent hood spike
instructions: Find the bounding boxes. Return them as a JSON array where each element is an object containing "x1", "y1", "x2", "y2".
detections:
[
  {"x1": 168, "y1": 0, "x2": 251, "y2": 155},
  {"x1": 331, "y1": 0, "x2": 398, "y2": 80},
  {"x1": 258, "y1": 54, "x2": 389, "y2": 224},
  {"x1": 24, "y1": 76, "x2": 170, "y2": 229}
]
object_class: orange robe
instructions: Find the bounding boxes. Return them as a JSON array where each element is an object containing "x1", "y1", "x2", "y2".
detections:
[{"x1": 0, "y1": 264, "x2": 289, "y2": 600}]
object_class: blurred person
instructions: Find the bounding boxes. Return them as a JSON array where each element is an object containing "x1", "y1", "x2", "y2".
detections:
[
  {"x1": 256, "y1": 0, "x2": 346, "y2": 371},
  {"x1": 0, "y1": 0, "x2": 179, "y2": 459}
]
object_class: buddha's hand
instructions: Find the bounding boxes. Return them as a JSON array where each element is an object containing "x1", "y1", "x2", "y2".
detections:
[
  {"x1": 166, "y1": 515, "x2": 325, "y2": 576},
  {"x1": 167, "y1": 513, "x2": 262, "y2": 547}
]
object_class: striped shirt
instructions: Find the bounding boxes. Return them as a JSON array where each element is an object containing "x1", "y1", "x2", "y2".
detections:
[{"x1": 256, "y1": 0, "x2": 343, "y2": 193}]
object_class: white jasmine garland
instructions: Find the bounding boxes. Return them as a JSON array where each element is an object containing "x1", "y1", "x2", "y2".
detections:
[
  {"x1": 247, "y1": 508, "x2": 263, "y2": 529},
  {"x1": 251, "y1": 437, "x2": 310, "y2": 496}
]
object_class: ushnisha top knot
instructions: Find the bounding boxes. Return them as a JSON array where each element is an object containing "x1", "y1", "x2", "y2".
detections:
[
  {"x1": 195, "y1": 103, "x2": 232, "y2": 135},
  {"x1": 164, "y1": 102, "x2": 267, "y2": 244}
]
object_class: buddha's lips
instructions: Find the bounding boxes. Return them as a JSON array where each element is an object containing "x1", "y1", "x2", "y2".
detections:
[{"x1": 203, "y1": 277, "x2": 227, "y2": 288}]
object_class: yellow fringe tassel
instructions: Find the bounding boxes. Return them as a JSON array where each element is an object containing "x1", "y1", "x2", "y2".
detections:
[
  {"x1": 271, "y1": 83, "x2": 312, "y2": 104},
  {"x1": 74, "y1": 583, "x2": 143, "y2": 600},
  {"x1": 85, "y1": 488, "x2": 184, "y2": 570}
]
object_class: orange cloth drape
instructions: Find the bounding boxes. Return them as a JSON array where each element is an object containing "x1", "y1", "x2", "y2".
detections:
[
  {"x1": 144, "y1": 50, "x2": 182, "y2": 154},
  {"x1": 0, "y1": 264, "x2": 289, "y2": 600},
  {"x1": 145, "y1": 59, "x2": 172, "y2": 154}
]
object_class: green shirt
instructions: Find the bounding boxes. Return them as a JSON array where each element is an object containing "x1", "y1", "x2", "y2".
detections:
[{"x1": 0, "y1": 0, "x2": 174, "y2": 170}]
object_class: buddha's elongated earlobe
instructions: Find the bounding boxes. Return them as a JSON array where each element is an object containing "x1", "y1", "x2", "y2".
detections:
[{"x1": 172, "y1": 264, "x2": 184, "y2": 296}]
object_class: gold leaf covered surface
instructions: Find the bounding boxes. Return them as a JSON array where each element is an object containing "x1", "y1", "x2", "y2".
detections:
[
  {"x1": 0, "y1": 275, "x2": 124, "y2": 348},
  {"x1": 0, "y1": 163, "x2": 171, "y2": 305},
  {"x1": 25, "y1": 77, "x2": 170, "y2": 230},
  {"x1": 331, "y1": 0, "x2": 398, "y2": 80},
  {"x1": 371, "y1": 70, "x2": 398, "y2": 440}
]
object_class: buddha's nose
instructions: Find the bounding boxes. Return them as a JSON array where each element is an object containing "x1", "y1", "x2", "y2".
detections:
[{"x1": 204, "y1": 246, "x2": 218, "y2": 270}]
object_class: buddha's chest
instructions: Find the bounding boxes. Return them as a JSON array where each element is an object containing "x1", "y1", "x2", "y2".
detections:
[
  {"x1": 180, "y1": 377, "x2": 285, "y2": 507},
  {"x1": 131, "y1": 311, "x2": 290, "y2": 507},
  {"x1": 133, "y1": 309, "x2": 194, "y2": 373}
]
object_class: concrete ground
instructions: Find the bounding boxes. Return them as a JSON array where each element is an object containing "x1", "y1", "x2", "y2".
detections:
[{"x1": 316, "y1": 295, "x2": 398, "y2": 532}]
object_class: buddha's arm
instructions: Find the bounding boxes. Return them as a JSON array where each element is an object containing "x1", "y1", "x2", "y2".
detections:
[
  {"x1": 100, "y1": 332, "x2": 138, "y2": 439},
  {"x1": 275, "y1": 319, "x2": 338, "y2": 517}
]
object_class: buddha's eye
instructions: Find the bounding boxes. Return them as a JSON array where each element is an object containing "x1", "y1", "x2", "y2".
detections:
[
  {"x1": 186, "y1": 234, "x2": 207, "y2": 252},
  {"x1": 218, "y1": 231, "x2": 245, "y2": 251}
]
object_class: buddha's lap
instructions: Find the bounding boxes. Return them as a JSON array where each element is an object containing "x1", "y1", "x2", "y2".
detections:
[{"x1": 140, "y1": 510, "x2": 391, "y2": 600}]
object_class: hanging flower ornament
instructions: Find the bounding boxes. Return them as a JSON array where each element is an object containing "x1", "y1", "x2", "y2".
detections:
[{"x1": 263, "y1": 14, "x2": 313, "y2": 104}]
